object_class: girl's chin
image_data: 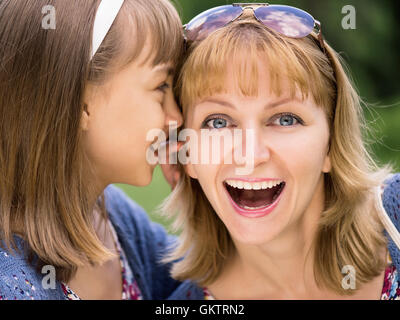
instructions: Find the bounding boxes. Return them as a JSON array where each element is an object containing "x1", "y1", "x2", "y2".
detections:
[{"x1": 121, "y1": 166, "x2": 154, "y2": 187}]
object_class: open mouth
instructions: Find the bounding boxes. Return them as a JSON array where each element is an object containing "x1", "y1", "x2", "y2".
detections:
[{"x1": 224, "y1": 180, "x2": 286, "y2": 210}]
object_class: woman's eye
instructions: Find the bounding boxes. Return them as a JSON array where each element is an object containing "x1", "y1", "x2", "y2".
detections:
[
  {"x1": 271, "y1": 113, "x2": 303, "y2": 126},
  {"x1": 203, "y1": 117, "x2": 232, "y2": 129}
]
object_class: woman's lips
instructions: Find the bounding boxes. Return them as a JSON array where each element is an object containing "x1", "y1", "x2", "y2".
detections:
[{"x1": 224, "y1": 181, "x2": 286, "y2": 218}]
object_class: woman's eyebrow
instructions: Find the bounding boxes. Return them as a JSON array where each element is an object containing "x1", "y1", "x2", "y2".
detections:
[
  {"x1": 197, "y1": 97, "x2": 303, "y2": 110},
  {"x1": 199, "y1": 98, "x2": 235, "y2": 109},
  {"x1": 265, "y1": 97, "x2": 303, "y2": 109}
]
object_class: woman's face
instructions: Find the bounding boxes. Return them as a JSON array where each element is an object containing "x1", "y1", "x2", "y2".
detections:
[
  {"x1": 82, "y1": 42, "x2": 183, "y2": 188},
  {"x1": 184, "y1": 60, "x2": 332, "y2": 246}
]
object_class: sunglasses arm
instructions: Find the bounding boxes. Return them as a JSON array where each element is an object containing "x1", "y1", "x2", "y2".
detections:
[{"x1": 314, "y1": 20, "x2": 326, "y2": 54}]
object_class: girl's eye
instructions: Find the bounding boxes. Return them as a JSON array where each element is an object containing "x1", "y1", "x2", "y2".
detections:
[
  {"x1": 157, "y1": 82, "x2": 170, "y2": 93},
  {"x1": 202, "y1": 117, "x2": 232, "y2": 129},
  {"x1": 271, "y1": 113, "x2": 304, "y2": 126}
]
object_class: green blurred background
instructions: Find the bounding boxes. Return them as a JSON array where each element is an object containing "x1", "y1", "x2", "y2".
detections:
[{"x1": 117, "y1": 0, "x2": 400, "y2": 230}]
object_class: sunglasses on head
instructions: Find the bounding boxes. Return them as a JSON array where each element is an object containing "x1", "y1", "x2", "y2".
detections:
[{"x1": 184, "y1": 3, "x2": 326, "y2": 53}]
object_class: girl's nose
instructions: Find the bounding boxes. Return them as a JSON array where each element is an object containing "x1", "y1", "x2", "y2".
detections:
[{"x1": 164, "y1": 93, "x2": 183, "y2": 129}]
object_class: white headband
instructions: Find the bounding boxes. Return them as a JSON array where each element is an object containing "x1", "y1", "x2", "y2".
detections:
[{"x1": 91, "y1": 0, "x2": 125, "y2": 59}]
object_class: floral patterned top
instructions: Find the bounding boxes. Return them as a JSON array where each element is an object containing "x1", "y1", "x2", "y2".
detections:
[
  {"x1": 61, "y1": 222, "x2": 142, "y2": 300},
  {"x1": 204, "y1": 253, "x2": 400, "y2": 300}
]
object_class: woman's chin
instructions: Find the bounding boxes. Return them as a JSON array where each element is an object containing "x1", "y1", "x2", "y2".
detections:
[{"x1": 228, "y1": 224, "x2": 281, "y2": 246}]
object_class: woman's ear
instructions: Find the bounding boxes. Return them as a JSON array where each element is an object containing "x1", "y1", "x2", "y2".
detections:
[
  {"x1": 322, "y1": 154, "x2": 332, "y2": 173},
  {"x1": 323, "y1": 140, "x2": 332, "y2": 173}
]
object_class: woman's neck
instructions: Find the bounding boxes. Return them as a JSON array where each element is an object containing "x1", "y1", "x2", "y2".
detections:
[{"x1": 211, "y1": 219, "x2": 320, "y2": 299}]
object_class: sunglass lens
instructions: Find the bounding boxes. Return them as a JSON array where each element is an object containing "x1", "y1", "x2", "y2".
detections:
[
  {"x1": 185, "y1": 5, "x2": 243, "y2": 42},
  {"x1": 254, "y1": 5, "x2": 315, "y2": 38}
]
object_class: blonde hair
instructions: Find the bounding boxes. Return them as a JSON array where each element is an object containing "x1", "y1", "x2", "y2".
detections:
[
  {"x1": 162, "y1": 19, "x2": 393, "y2": 295},
  {"x1": 0, "y1": 0, "x2": 183, "y2": 282}
]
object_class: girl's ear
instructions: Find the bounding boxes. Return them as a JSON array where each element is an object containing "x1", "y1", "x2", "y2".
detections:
[
  {"x1": 184, "y1": 163, "x2": 198, "y2": 179},
  {"x1": 80, "y1": 105, "x2": 90, "y2": 131},
  {"x1": 81, "y1": 84, "x2": 96, "y2": 131}
]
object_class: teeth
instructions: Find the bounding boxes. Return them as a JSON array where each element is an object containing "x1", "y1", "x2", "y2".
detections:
[
  {"x1": 243, "y1": 182, "x2": 252, "y2": 190},
  {"x1": 225, "y1": 179, "x2": 283, "y2": 190}
]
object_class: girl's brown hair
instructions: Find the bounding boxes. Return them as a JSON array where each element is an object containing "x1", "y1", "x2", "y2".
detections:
[
  {"x1": 162, "y1": 18, "x2": 393, "y2": 295},
  {"x1": 0, "y1": 0, "x2": 183, "y2": 281}
]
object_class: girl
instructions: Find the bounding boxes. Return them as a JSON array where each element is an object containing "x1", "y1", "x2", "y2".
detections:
[
  {"x1": 163, "y1": 3, "x2": 400, "y2": 299},
  {"x1": 0, "y1": 0, "x2": 183, "y2": 300}
]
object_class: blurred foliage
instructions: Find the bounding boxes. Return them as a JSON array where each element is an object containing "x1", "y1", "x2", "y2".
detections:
[{"x1": 119, "y1": 0, "x2": 400, "y2": 224}]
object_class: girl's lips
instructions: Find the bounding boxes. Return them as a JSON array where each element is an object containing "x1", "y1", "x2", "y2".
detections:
[{"x1": 224, "y1": 182, "x2": 285, "y2": 218}]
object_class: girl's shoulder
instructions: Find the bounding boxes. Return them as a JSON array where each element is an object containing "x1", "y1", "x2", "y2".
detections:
[
  {"x1": 0, "y1": 238, "x2": 65, "y2": 300},
  {"x1": 104, "y1": 185, "x2": 177, "y2": 260},
  {"x1": 104, "y1": 185, "x2": 181, "y2": 300}
]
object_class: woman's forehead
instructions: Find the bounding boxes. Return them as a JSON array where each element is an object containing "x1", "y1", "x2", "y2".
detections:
[{"x1": 186, "y1": 64, "x2": 310, "y2": 109}]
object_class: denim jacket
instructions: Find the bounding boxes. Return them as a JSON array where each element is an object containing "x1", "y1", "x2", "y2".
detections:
[{"x1": 0, "y1": 185, "x2": 180, "y2": 300}]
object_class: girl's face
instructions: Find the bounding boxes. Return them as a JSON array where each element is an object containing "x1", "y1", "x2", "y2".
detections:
[
  {"x1": 82, "y1": 42, "x2": 183, "y2": 188},
  {"x1": 184, "y1": 60, "x2": 332, "y2": 246}
]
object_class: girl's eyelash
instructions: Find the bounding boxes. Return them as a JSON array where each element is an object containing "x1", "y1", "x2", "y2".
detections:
[{"x1": 157, "y1": 82, "x2": 170, "y2": 92}]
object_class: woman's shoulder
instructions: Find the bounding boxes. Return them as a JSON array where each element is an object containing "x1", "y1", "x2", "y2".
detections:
[
  {"x1": 383, "y1": 173, "x2": 400, "y2": 270},
  {"x1": 382, "y1": 173, "x2": 400, "y2": 202},
  {"x1": 0, "y1": 238, "x2": 65, "y2": 300},
  {"x1": 382, "y1": 173, "x2": 400, "y2": 226}
]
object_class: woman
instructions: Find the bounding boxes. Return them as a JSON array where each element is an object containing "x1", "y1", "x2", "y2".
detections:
[
  {"x1": 163, "y1": 4, "x2": 400, "y2": 299},
  {"x1": 0, "y1": 0, "x2": 183, "y2": 299}
]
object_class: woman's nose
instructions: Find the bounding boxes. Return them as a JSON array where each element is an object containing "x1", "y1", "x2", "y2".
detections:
[
  {"x1": 231, "y1": 127, "x2": 271, "y2": 174},
  {"x1": 254, "y1": 129, "x2": 271, "y2": 167},
  {"x1": 240, "y1": 127, "x2": 271, "y2": 167}
]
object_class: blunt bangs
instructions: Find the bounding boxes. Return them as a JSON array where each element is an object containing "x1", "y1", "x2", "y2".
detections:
[{"x1": 178, "y1": 20, "x2": 336, "y2": 122}]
